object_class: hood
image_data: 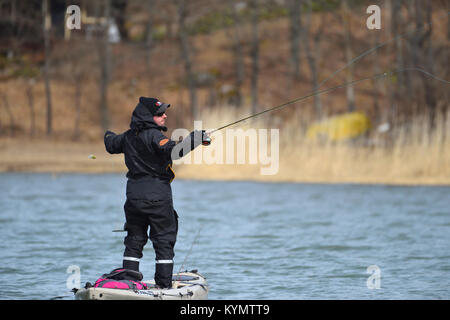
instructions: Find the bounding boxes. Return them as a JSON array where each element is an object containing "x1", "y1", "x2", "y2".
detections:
[{"x1": 130, "y1": 102, "x2": 168, "y2": 132}]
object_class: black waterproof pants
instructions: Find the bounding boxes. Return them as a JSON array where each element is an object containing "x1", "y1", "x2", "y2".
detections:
[{"x1": 122, "y1": 198, "x2": 178, "y2": 288}]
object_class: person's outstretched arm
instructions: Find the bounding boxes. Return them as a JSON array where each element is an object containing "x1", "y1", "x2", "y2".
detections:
[{"x1": 149, "y1": 130, "x2": 206, "y2": 160}]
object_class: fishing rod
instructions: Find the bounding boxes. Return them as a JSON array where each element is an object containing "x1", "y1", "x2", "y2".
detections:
[{"x1": 208, "y1": 67, "x2": 449, "y2": 134}]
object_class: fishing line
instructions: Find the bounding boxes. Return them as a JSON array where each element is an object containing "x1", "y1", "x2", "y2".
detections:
[
  {"x1": 208, "y1": 67, "x2": 449, "y2": 134},
  {"x1": 316, "y1": 11, "x2": 450, "y2": 90},
  {"x1": 207, "y1": 11, "x2": 450, "y2": 134},
  {"x1": 168, "y1": 12, "x2": 450, "y2": 275},
  {"x1": 176, "y1": 225, "x2": 203, "y2": 277}
]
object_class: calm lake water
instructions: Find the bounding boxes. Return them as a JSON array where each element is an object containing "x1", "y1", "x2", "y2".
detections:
[{"x1": 0, "y1": 173, "x2": 449, "y2": 300}]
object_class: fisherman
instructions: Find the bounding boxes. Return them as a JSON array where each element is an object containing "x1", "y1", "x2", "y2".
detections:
[{"x1": 104, "y1": 97, "x2": 209, "y2": 289}]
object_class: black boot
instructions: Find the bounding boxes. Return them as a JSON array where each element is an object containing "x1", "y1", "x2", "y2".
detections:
[
  {"x1": 123, "y1": 258, "x2": 139, "y2": 272},
  {"x1": 155, "y1": 262, "x2": 173, "y2": 288}
]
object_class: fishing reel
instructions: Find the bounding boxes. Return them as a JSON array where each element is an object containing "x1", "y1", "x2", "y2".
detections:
[{"x1": 201, "y1": 130, "x2": 211, "y2": 146}]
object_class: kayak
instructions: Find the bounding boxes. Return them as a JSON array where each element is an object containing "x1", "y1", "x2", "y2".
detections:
[{"x1": 74, "y1": 270, "x2": 208, "y2": 300}]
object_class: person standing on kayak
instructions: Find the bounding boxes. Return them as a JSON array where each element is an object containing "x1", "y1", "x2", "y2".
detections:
[{"x1": 104, "y1": 97, "x2": 209, "y2": 288}]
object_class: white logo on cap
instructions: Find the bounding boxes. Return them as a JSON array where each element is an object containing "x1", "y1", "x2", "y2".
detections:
[{"x1": 156, "y1": 101, "x2": 162, "y2": 106}]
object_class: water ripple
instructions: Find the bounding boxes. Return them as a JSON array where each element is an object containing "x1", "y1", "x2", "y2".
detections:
[{"x1": 0, "y1": 173, "x2": 449, "y2": 299}]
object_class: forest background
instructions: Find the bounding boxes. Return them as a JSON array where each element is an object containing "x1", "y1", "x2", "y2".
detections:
[{"x1": 0, "y1": 0, "x2": 449, "y2": 185}]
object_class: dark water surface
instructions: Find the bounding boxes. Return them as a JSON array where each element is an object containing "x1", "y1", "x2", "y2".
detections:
[{"x1": 0, "y1": 173, "x2": 449, "y2": 299}]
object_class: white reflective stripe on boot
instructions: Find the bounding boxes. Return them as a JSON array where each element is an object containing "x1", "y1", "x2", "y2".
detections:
[
  {"x1": 123, "y1": 256, "x2": 140, "y2": 262},
  {"x1": 156, "y1": 260, "x2": 173, "y2": 264}
]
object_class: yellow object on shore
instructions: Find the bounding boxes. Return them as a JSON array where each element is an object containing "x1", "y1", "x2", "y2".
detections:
[{"x1": 306, "y1": 111, "x2": 372, "y2": 142}]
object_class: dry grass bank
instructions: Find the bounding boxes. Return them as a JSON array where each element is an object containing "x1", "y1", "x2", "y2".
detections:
[
  {"x1": 173, "y1": 107, "x2": 450, "y2": 185},
  {"x1": 1, "y1": 107, "x2": 449, "y2": 186}
]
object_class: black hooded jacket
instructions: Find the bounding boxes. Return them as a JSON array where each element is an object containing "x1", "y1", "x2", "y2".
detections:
[{"x1": 104, "y1": 102, "x2": 200, "y2": 201}]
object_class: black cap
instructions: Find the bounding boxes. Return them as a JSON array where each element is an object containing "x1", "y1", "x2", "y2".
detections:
[{"x1": 139, "y1": 97, "x2": 170, "y2": 115}]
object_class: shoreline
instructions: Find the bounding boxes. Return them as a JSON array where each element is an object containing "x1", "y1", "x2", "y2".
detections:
[
  {"x1": 2, "y1": 164, "x2": 449, "y2": 187},
  {"x1": 1, "y1": 138, "x2": 449, "y2": 187}
]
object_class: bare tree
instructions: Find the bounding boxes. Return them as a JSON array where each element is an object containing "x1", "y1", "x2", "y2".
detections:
[
  {"x1": 303, "y1": 0, "x2": 326, "y2": 118},
  {"x1": 421, "y1": 1, "x2": 436, "y2": 130},
  {"x1": 405, "y1": 0, "x2": 425, "y2": 110},
  {"x1": 26, "y1": 78, "x2": 36, "y2": 137},
  {"x1": 175, "y1": 0, "x2": 198, "y2": 120},
  {"x1": 68, "y1": 45, "x2": 87, "y2": 141},
  {"x1": 381, "y1": 0, "x2": 398, "y2": 124},
  {"x1": 341, "y1": 0, "x2": 355, "y2": 112},
  {"x1": 98, "y1": 0, "x2": 112, "y2": 131},
  {"x1": 404, "y1": 0, "x2": 435, "y2": 128},
  {"x1": 42, "y1": 0, "x2": 53, "y2": 136},
  {"x1": 145, "y1": 0, "x2": 154, "y2": 72},
  {"x1": 448, "y1": 2, "x2": 450, "y2": 41},
  {"x1": 228, "y1": 0, "x2": 245, "y2": 107},
  {"x1": 1, "y1": 92, "x2": 15, "y2": 137},
  {"x1": 392, "y1": 0, "x2": 404, "y2": 92},
  {"x1": 249, "y1": 0, "x2": 259, "y2": 114},
  {"x1": 371, "y1": 31, "x2": 382, "y2": 124},
  {"x1": 383, "y1": 0, "x2": 399, "y2": 125},
  {"x1": 288, "y1": 0, "x2": 303, "y2": 81}
]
